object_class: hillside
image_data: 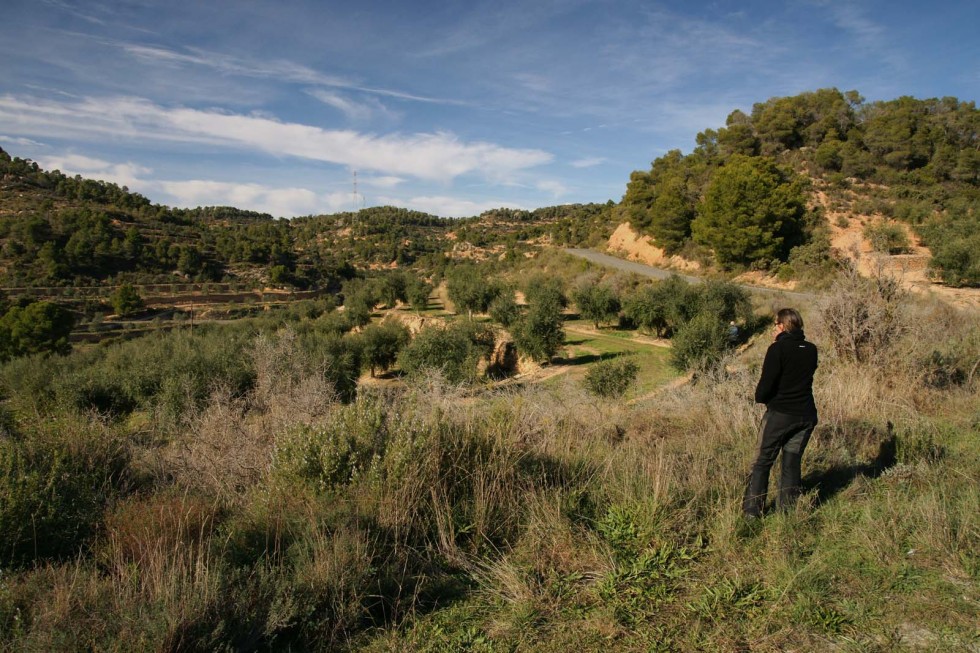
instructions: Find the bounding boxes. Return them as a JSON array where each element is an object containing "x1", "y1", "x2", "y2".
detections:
[
  {"x1": 620, "y1": 89, "x2": 979, "y2": 291},
  {"x1": 0, "y1": 148, "x2": 613, "y2": 292},
  {"x1": 1, "y1": 91, "x2": 979, "y2": 652},
  {"x1": 3, "y1": 92, "x2": 976, "y2": 311}
]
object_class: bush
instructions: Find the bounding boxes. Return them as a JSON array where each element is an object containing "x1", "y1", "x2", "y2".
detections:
[
  {"x1": 0, "y1": 301, "x2": 75, "y2": 362},
  {"x1": 110, "y1": 283, "x2": 144, "y2": 316},
  {"x1": 488, "y1": 292, "x2": 520, "y2": 328},
  {"x1": 398, "y1": 323, "x2": 485, "y2": 385},
  {"x1": 820, "y1": 266, "x2": 908, "y2": 364},
  {"x1": 621, "y1": 276, "x2": 694, "y2": 337},
  {"x1": 512, "y1": 298, "x2": 565, "y2": 363},
  {"x1": 0, "y1": 419, "x2": 130, "y2": 567},
  {"x1": 584, "y1": 357, "x2": 639, "y2": 398},
  {"x1": 864, "y1": 221, "x2": 911, "y2": 254},
  {"x1": 360, "y1": 320, "x2": 410, "y2": 376},
  {"x1": 573, "y1": 281, "x2": 621, "y2": 329},
  {"x1": 297, "y1": 331, "x2": 363, "y2": 402},
  {"x1": 928, "y1": 232, "x2": 980, "y2": 287},
  {"x1": 669, "y1": 312, "x2": 729, "y2": 372}
]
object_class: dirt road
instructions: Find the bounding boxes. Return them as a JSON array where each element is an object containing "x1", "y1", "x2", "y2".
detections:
[{"x1": 564, "y1": 248, "x2": 815, "y2": 302}]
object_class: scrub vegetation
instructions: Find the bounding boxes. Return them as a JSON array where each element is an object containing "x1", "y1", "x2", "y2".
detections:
[
  {"x1": 0, "y1": 267, "x2": 977, "y2": 652},
  {"x1": 0, "y1": 88, "x2": 978, "y2": 650}
]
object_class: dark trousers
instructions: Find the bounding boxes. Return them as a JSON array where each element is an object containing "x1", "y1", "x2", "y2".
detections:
[{"x1": 742, "y1": 410, "x2": 817, "y2": 516}]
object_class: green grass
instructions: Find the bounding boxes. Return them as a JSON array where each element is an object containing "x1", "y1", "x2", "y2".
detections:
[{"x1": 558, "y1": 320, "x2": 679, "y2": 396}]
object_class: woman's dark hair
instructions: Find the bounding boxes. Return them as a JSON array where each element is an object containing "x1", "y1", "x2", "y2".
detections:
[{"x1": 776, "y1": 308, "x2": 804, "y2": 332}]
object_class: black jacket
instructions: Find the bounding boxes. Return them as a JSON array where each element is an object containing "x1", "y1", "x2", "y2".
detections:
[{"x1": 755, "y1": 330, "x2": 818, "y2": 418}]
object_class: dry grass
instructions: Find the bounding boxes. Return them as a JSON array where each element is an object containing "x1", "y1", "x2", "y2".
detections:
[{"x1": 2, "y1": 284, "x2": 978, "y2": 651}]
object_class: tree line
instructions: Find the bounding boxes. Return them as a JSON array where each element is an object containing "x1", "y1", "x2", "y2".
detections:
[{"x1": 623, "y1": 89, "x2": 979, "y2": 285}]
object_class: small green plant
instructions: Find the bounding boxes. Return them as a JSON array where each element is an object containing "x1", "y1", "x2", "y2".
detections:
[
  {"x1": 688, "y1": 577, "x2": 770, "y2": 620},
  {"x1": 110, "y1": 284, "x2": 145, "y2": 316},
  {"x1": 597, "y1": 542, "x2": 696, "y2": 626},
  {"x1": 864, "y1": 220, "x2": 911, "y2": 254},
  {"x1": 596, "y1": 503, "x2": 646, "y2": 558},
  {"x1": 272, "y1": 397, "x2": 388, "y2": 492},
  {"x1": 669, "y1": 312, "x2": 729, "y2": 372},
  {"x1": 793, "y1": 598, "x2": 853, "y2": 635},
  {"x1": 0, "y1": 420, "x2": 129, "y2": 567},
  {"x1": 895, "y1": 429, "x2": 945, "y2": 464},
  {"x1": 584, "y1": 357, "x2": 639, "y2": 398}
]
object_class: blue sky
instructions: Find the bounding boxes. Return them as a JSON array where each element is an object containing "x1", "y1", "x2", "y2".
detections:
[{"x1": 1, "y1": 1, "x2": 977, "y2": 218}]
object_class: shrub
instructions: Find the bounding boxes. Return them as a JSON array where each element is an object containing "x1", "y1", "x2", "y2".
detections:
[
  {"x1": 488, "y1": 292, "x2": 521, "y2": 328},
  {"x1": 0, "y1": 301, "x2": 75, "y2": 362},
  {"x1": 584, "y1": 357, "x2": 639, "y2": 398},
  {"x1": 864, "y1": 221, "x2": 911, "y2": 254},
  {"x1": 406, "y1": 278, "x2": 433, "y2": 312},
  {"x1": 110, "y1": 283, "x2": 144, "y2": 316},
  {"x1": 512, "y1": 298, "x2": 565, "y2": 363},
  {"x1": 298, "y1": 331, "x2": 363, "y2": 402},
  {"x1": 446, "y1": 265, "x2": 501, "y2": 318},
  {"x1": 669, "y1": 312, "x2": 729, "y2": 372},
  {"x1": 820, "y1": 266, "x2": 908, "y2": 364},
  {"x1": 0, "y1": 419, "x2": 130, "y2": 567},
  {"x1": 621, "y1": 275, "x2": 694, "y2": 337},
  {"x1": 573, "y1": 280, "x2": 621, "y2": 329},
  {"x1": 398, "y1": 323, "x2": 484, "y2": 385},
  {"x1": 928, "y1": 232, "x2": 980, "y2": 287},
  {"x1": 692, "y1": 280, "x2": 752, "y2": 325},
  {"x1": 360, "y1": 320, "x2": 410, "y2": 376}
]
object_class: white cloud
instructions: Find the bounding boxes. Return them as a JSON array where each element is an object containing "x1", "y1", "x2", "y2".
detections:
[
  {"x1": 536, "y1": 180, "x2": 568, "y2": 197},
  {"x1": 158, "y1": 179, "x2": 345, "y2": 218},
  {"x1": 37, "y1": 153, "x2": 151, "y2": 188},
  {"x1": 361, "y1": 175, "x2": 406, "y2": 189},
  {"x1": 570, "y1": 157, "x2": 607, "y2": 168},
  {"x1": 0, "y1": 135, "x2": 46, "y2": 149},
  {"x1": 31, "y1": 149, "x2": 358, "y2": 217},
  {"x1": 306, "y1": 89, "x2": 397, "y2": 122},
  {"x1": 378, "y1": 194, "x2": 526, "y2": 218},
  {"x1": 0, "y1": 94, "x2": 553, "y2": 183}
]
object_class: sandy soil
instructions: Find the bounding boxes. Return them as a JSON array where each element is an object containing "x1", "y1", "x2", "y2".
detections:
[
  {"x1": 811, "y1": 186, "x2": 980, "y2": 311},
  {"x1": 606, "y1": 223, "x2": 700, "y2": 272},
  {"x1": 603, "y1": 192, "x2": 980, "y2": 311}
]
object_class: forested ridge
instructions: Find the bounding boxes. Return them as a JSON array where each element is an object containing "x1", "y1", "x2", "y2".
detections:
[
  {"x1": 0, "y1": 148, "x2": 611, "y2": 291},
  {"x1": 622, "y1": 89, "x2": 979, "y2": 285},
  {"x1": 1, "y1": 88, "x2": 978, "y2": 296}
]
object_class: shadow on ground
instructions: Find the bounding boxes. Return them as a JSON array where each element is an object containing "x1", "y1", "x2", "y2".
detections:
[{"x1": 803, "y1": 421, "x2": 897, "y2": 505}]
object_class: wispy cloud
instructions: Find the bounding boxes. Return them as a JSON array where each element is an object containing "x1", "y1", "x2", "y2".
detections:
[
  {"x1": 306, "y1": 89, "x2": 398, "y2": 123},
  {"x1": 0, "y1": 94, "x2": 552, "y2": 182},
  {"x1": 360, "y1": 175, "x2": 406, "y2": 189},
  {"x1": 0, "y1": 135, "x2": 47, "y2": 149},
  {"x1": 536, "y1": 180, "x2": 568, "y2": 197},
  {"x1": 807, "y1": 1, "x2": 904, "y2": 69},
  {"x1": 121, "y1": 42, "x2": 464, "y2": 106},
  {"x1": 570, "y1": 157, "x2": 607, "y2": 168},
  {"x1": 40, "y1": 0, "x2": 107, "y2": 26}
]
